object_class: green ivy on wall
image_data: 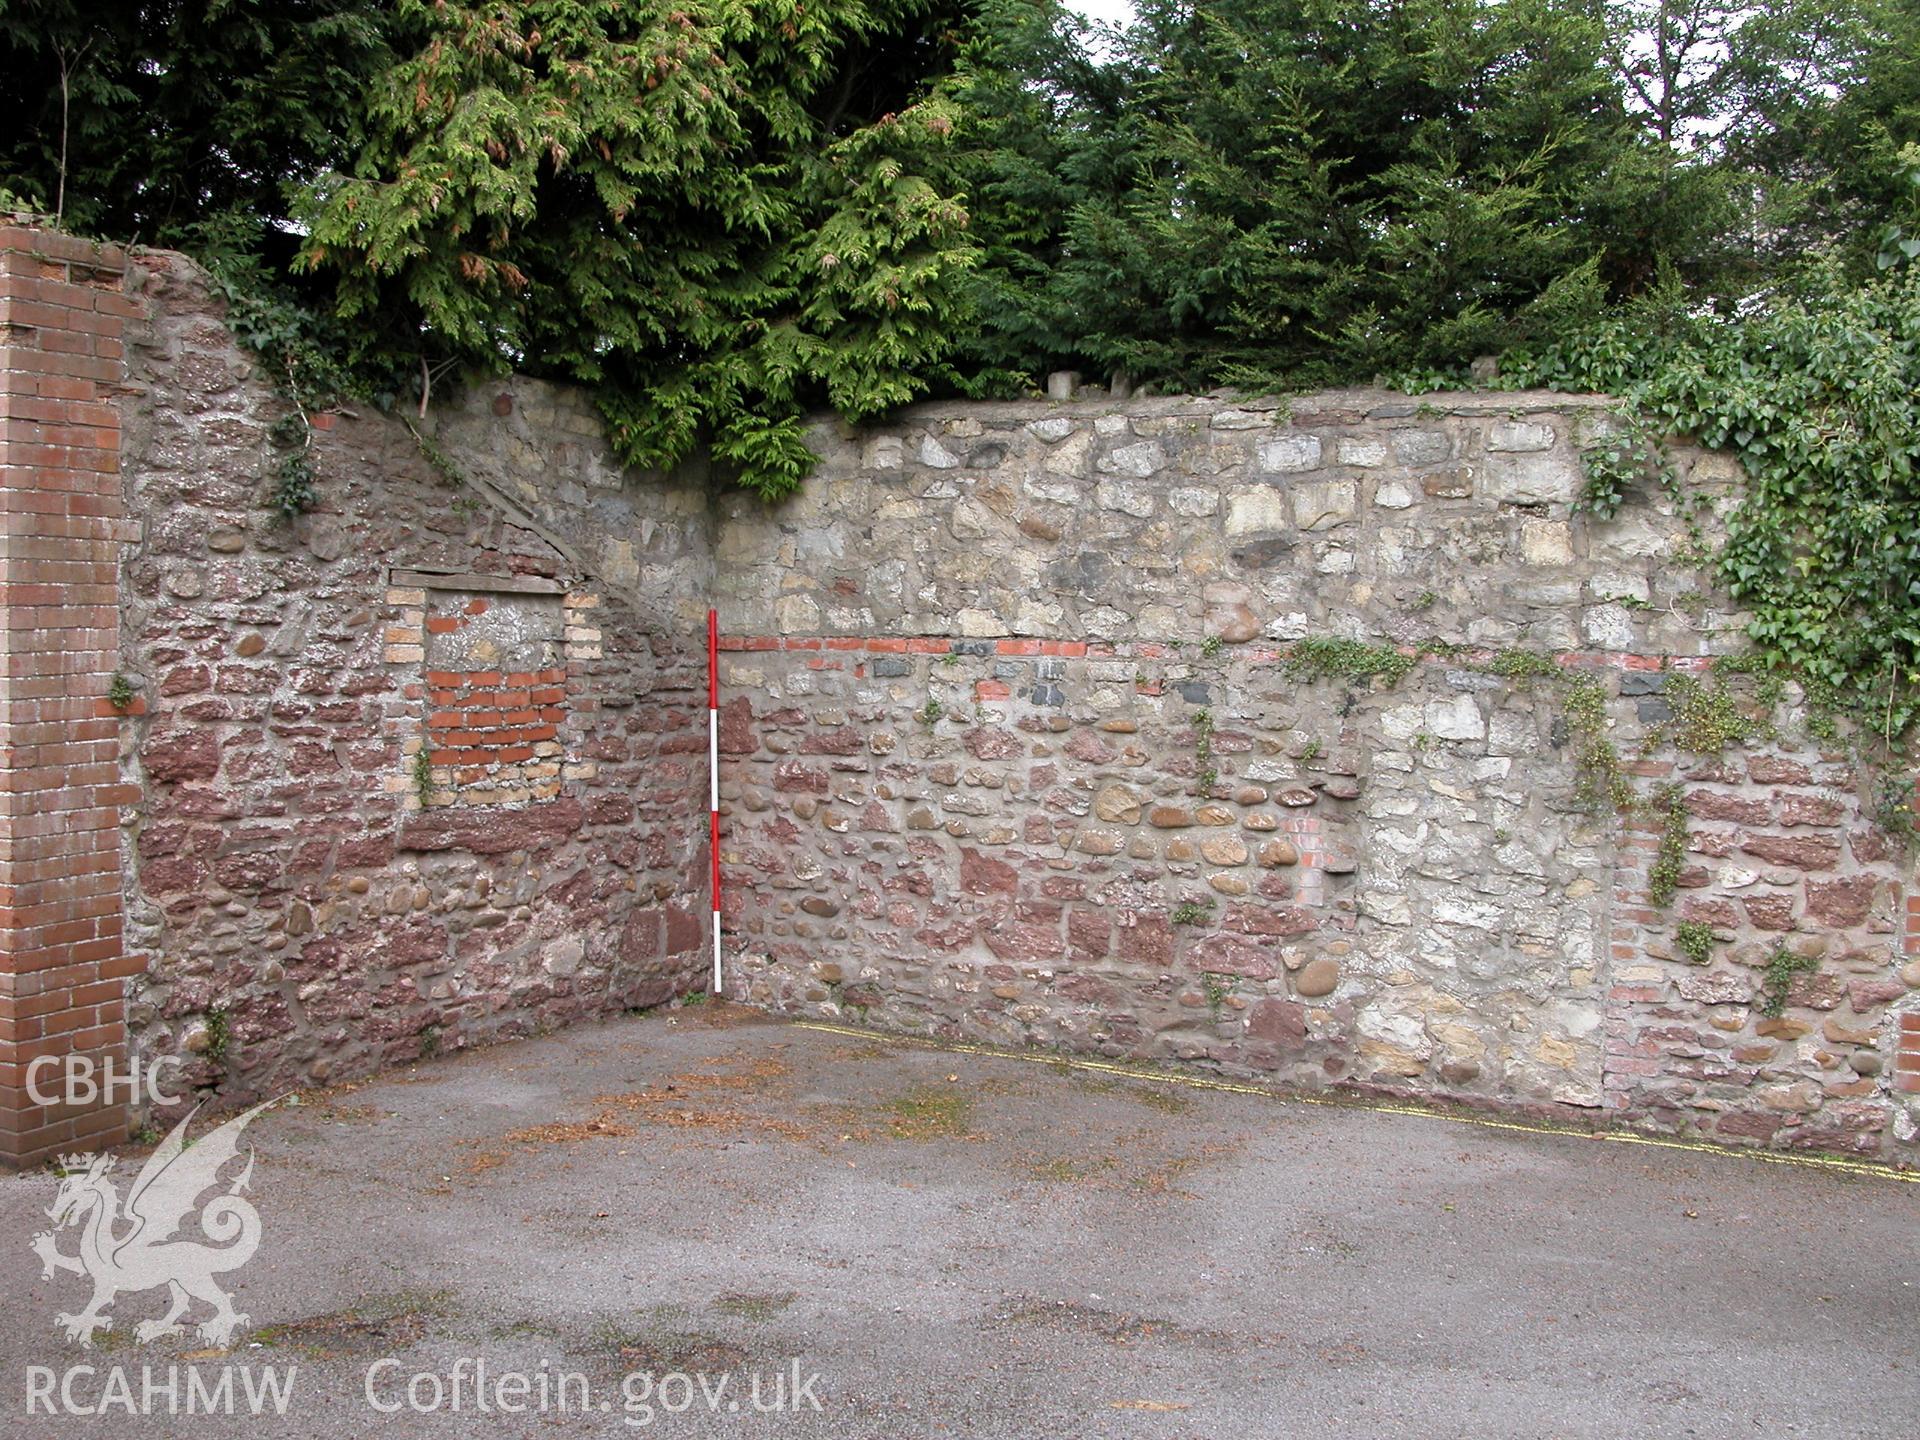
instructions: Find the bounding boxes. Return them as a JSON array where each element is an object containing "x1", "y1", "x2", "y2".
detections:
[{"x1": 1406, "y1": 260, "x2": 1920, "y2": 742}]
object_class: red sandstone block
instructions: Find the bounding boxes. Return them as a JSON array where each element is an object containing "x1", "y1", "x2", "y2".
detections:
[
  {"x1": 532, "y1": 686, "x2": 564, "y2": 704},
  {"x1": 496, "y1": 745, "x2": 535, "y2": 763},
  {"x1": 907, "y1": 638, "x2": 951, "y2": 654},
  {"x1": 465, "y1": 710, "x2": 502, "y2": 728},
  {"x1": 539, "y1": 706, "x2": 566, "y2": 722},
  {"x1": 425, "y1": 670, "x2": 464, "y2": 686},
  {"x1": 1606, "y1": 1056, "x2": 1663, "y2": 1076},
  {"x1": 783, "y1": 637, "x2": 820, "y2": 650},
  {"x1": 425, "y1": 616, "x2": 461, "y2": 634},
  {"x1": 865, "y1": 638, "x2": 908, "y2": 653},
  {"x1": 976, "y1": 680, "x2": 1012, "y2": 700},
  {"x1": 825, "y1": 637, "x2": 863, "y2": 651},
  {"x1": 427, "y1": 711, "x2": 464, "y2": 728},
  {"x1": 466, "y1": 671, "x2": 501, "y2": 686},
  {"x1": 1608, "y1": 985, "x2": 1666, "y2": 1003}
]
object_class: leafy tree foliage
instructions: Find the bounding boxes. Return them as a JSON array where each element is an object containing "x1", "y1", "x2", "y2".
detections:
[
  {"x1": 1718, "y1": 0, "x2": 1920, "y2": 282},
  {"x1": 0, "y1": 0, "x2": 388, "y2": 246},
  {"x1": 942, "y1": 0, "x2": 1143, "y2": 393},
  {"x1": 1457, "y1": 252, "x2": 1920, "y2": 734},
  {"x1": 293, "y1": 0, "x2": 979, "y2": 498},
  {"x1": 950, "y1": 0, "x2": 1753, "y2": 393}
]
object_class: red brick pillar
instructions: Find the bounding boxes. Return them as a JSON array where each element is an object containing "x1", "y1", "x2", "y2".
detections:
[{"x1": 0, "y1": 226, "x2": 141, "y2": 1166}]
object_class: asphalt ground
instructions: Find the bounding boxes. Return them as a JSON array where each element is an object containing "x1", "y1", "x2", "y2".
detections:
[{"x1": 6, "y1": 1003, "x2": 1916, "y2": 1438}]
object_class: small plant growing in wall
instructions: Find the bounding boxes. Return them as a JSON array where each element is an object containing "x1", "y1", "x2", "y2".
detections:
[
  {"x1": 1200, "y1": 972, "x2": 1233, "y2": 1021},
  {"x1": 1170, "y1": 899, "x2": 1214, "y2": 926},
  {"x1": 1872, "y1": 771, "x2": 1918, "y2": 848},
  {"x1": 1284, "y1": 637, "x2": 1418, "y2": 686},
  {"x1": 1758, "y1": 945, "x2": 1820, "y2": 1019},
  {"x1": 1200, "y1": 635, "x2": 1224, "y2": 660},
  {"x1": 267, "y1": 412, "x2": 318, "y2": 517},
  {"x1": 1192, "y1": 708, "x2": 1216, "y2": 791},
  {"x1": 204, "y1": 1004, "x2": 232, "y2": 1075},
  {"x1": 107, "y1": 673, "x2": 136, "y2": 710},
  {"x1": 1673, "y1": 920, "x2": 1715, "y2": 965},
  {"x1": 1564, "y1": 674, "x2": 1634, "y2": 812},
  {"x1": 1487, "y1": 648, "x2": 1558, "y2": 684},
  {"x1": 1663, "y1": 673, "x2": 1761, "y2": 751},
  {"x1": 411, "y1": 744, "x2": 438, "y2": 804},
  {"x1": 1645, "y1": 783, "x2": 1690, "y2": 908},
  {"x1": 917, "y1": 697, "x2": 944, "y2": 726},
  {"x1": 1574, "y1": 422, "x2": 1670, "y2": 521}
]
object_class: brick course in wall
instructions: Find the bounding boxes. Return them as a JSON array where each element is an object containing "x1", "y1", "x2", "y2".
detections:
[{"x1": 0, "y1": 226, "x2": 143, "y2": 1165}]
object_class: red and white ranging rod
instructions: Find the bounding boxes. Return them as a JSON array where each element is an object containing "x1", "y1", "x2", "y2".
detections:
[{"x1": 708, "y1": 608, "x2": 722, "y2": 996}]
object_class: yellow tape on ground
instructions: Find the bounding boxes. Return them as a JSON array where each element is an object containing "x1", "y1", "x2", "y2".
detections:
[{"x1": 789, "y1": 1019, "x2": 1920, "y2": 1185}]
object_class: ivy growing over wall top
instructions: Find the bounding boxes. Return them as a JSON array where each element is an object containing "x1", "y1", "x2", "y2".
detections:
[{"x1": 1408, "y1": 260, "x2": 1920, "y2": 740}]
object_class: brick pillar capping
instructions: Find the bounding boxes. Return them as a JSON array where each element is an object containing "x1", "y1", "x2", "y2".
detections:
[{"x1": 0, "y1": 225, "x2": 142, "y2": 1167}]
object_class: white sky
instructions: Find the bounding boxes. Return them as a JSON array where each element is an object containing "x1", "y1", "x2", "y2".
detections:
[{"x1": 1066, "y1": 0, "x2": 1138, "y2": 30}]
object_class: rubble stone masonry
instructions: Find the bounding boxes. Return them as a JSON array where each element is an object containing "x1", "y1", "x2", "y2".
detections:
[
  {"x1": 2, "y1": 226, "x2": 1917, "y2": 1164},
  {"x1": 50, "y1": 249, "x2": 708, "y2": 1163},
  {"x1": 712, "y1": 397, "x2": 1920, "y2": 1161}
]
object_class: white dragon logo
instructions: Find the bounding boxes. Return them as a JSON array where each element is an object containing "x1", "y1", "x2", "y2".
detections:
[{"x1": 30, "y1": 1099, "x2": 278, "y2": 1348}]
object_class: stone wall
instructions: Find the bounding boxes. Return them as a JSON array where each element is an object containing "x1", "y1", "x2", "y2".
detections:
[
  {"x1": 113, "y1": 255, "x2": 712, "y2": 1110},
  {"x1": 8, "y1": 225, "x2": 1918, "y2": 1166},
  {"x1": 712, "y1": 393, "x2": 1920, "y2": 1160}
]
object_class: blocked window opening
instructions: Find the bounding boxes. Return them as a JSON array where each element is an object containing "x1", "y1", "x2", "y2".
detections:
[{"x1": 387, "y1": 570, "x2": 602, "y2": 808}]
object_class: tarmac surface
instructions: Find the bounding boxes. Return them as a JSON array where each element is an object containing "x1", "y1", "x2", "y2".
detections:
[{"x1": 5, "y1": 1003, "x2": 1917, "y2": 1438}]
